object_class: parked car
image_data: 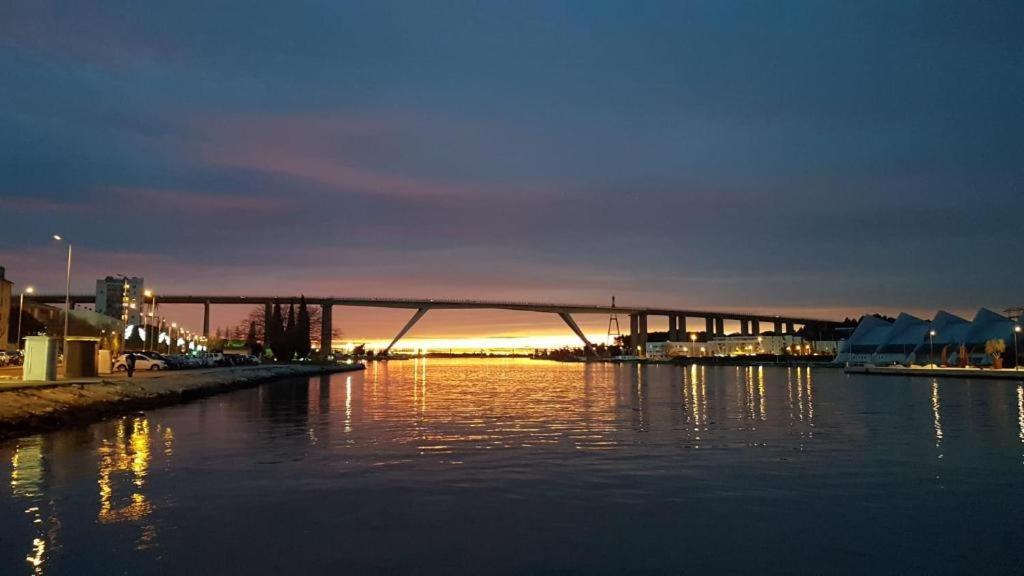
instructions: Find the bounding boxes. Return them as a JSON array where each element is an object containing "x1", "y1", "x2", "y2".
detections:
[{"x1": 114, "y1": 353, "x2": 167, "y2": 372}]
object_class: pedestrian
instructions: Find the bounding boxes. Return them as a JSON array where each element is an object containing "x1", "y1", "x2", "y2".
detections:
[{"x1": 126, "y1": 352, "x2": 136, "y2": 378}]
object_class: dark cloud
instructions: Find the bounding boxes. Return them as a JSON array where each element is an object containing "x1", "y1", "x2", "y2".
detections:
[{"x1": 1, "y1": 0, "x2": 1022, "y2": 336}]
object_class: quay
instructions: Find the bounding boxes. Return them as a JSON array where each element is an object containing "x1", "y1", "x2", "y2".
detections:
[
  {"x1": 0, "y1": 363, "x2": 364, "y2": 440},
  {"x1": 845, "y1": 365, "x2": 1024, "y2": 381}
]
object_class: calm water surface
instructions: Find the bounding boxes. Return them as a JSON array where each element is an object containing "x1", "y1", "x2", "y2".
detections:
[{"x1": 2, "y1": 359, "x2": 1023, "y2": 575}]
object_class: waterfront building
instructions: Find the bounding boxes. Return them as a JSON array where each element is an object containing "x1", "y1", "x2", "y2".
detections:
[
  {"x1": 0, "y1": 266, "x2": 11, "y2": 351},
  {"x1": 834, "y1": 308, "x2": 1019, "y2": 367},
  {"x1": 645, "y1": 342, "x2": 668, "y2": 358},
  {"x1": 872, "y1": 313, "x2": 931, "y2": 365},
  {"x1": 658, "y1": 334, "x2": 817, "y2": 358},
  {"x1": 95, "y1": 276, "x2": 144, "y2": 326}
]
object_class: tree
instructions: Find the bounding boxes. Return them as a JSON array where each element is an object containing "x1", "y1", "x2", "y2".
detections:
[
  {"x1": 278, "y1": 301, "x2": 297, "y2": 361},
  {"x1": 986, "y1": 338, "x2": 1006, "y2": 366},
  {"x1": 296, "y1": 295, "x2": 312, "y2": 358},
  {"x1": 269, "y1": 300, "x2": 284, "y2": 360}
]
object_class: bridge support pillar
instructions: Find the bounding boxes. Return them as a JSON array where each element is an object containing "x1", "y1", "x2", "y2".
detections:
[
  {"x1": 774, "y1": 321, "x2": 783, "y2": 334},
  {"x1": 741, "y1": 320, "x2": 750, "y2": 336},
  {"x1": 320, "y1": 304, "x2": 333, "y2": 358},
  {"x1": 714, "y1": 317, "x2": 725, "y2": 337},
  {"x1": 785, "y1": 322, "x2": 795, "y2": 334},
  {"x1": 203, "y1": 301, "x2": 211, "y2": 338},
  {"x1": 558, "y1": 312, "x2": 595, "y2": 356},
  {"x1": 705, "y1": 317, "x2": 714, "y2": 336},
  {"x1": 668, "y1": 316, "x2": 679, "y2": 342},
  {"x1": 629, "y1": 314, "x2": 638, "y2": 354},
  {"x1": 383, "y1": 308, "x2": 428, "y2": 356},
  {"x1": 751, "y1": 320, "x2": 760, "y2": 335},
  {"x1": 638, "y1": 314, "x2": 648, "y2": 356},
  {"x1": 678, "y1": 316, "x2": 687, "y2": 337}
]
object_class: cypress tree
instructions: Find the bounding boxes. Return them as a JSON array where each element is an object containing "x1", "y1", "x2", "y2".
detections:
[
  {"x1": 296, "y1": 295, "x2": 312, "y2": 358},
  {"x1": 280, "y1": 301, "x2": 297, "y2": 361},
  {"x1": 269, "y1": 299, "x2": 284, "y2": 360}
]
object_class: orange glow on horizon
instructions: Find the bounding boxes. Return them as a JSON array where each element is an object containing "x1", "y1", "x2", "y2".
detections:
[{"x1": 337, "y1": 333, "x2": 612, "y2": 353}]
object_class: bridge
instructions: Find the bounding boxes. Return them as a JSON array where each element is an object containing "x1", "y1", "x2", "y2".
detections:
[{"x1": 27, "y1": 294, "x2": 841, "y2": 357}]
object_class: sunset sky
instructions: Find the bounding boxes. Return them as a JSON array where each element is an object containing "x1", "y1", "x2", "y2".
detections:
[{"x1": 2, "y1": 1, "x2": 1022, "y2": 346}]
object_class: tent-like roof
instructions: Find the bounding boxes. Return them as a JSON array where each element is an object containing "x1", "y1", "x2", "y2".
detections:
[
  {"x1": 962, "y1": 308, "x2": 1014, "y2": 346},
  {"x1": 876, "y1": 313, "x2": 929, "y2": 354}
]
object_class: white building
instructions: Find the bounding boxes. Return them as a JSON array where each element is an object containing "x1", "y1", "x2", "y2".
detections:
[
  {"x1": 834, "y1": 308, "x2": 1020, "y2": 367},
  {"x1": 95, "y1": 276, "x2": 144, "y2": 326},
  {"x1": 645, "y1": 342, "x2": 668, "y2": 358},
  {"x1": 658, "y1": 334, "x2": 816, "y2": 358}
]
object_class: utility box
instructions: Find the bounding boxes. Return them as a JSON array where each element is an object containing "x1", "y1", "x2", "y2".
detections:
[
  {"x1": 23, "y1": 336, "x2": 58, "y2": 382},
  {"x1": 65, "y1": 337, "x2": 101, "y2": 378},
  {"x1": 97, "y1": 349, "x2": 113, "y2": 375}
]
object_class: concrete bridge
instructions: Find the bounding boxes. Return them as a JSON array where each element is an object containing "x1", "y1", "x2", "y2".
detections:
[{"x1": 27, "y1": 294, "x2": 840, "y2": 357}]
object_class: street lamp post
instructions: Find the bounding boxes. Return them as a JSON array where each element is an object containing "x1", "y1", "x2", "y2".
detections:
[
  {"x1": 1015, "y1": 325, "x2": 1021, "y2": 371},
  {"x1": 143, "y1": 289, "x2": 155, "y2": 351},
  {"x1": 689, "y1": 333, "x2": 697, "y2": 360},
  {"x1": 53, "y1": 235, "x2": 71, "y2": 358},
  {"x1": 16, "y1": 286, "x2": 34, "y2": 349},
  {"x1": 929, "y1": 330, "x2": 936, "y2": 367}
]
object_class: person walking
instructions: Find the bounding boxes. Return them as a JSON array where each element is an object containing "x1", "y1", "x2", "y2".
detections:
[{"x1": 126, "y1": 352, "x2": 136, "y2": 378}]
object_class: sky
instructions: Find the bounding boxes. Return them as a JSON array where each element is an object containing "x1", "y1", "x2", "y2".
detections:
[{"x1": 1, "y1": 1, "x2": 1022, "y2": 346}]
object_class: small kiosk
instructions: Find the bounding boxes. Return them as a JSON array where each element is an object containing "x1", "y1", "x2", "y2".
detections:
[
  {"x1": 65, "y1": 336, "x2": 101, "y2": 378},
  {"x1": 22, "y1": 336, "x2": 58, "y2": 382}
]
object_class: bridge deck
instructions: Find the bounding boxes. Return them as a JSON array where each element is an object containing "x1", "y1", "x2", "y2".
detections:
[{"x1": 27, "y1": 294, "x2": 839, "y2": 325}]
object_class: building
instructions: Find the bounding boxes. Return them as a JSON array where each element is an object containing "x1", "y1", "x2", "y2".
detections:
[
  {"x1": 0, "y1": 266, "x2": 11, "y2": 351},
  {"x1": 645, "y1": 342, "x2": 668, "y2": 358},
  {"x1": 95, "y1": 276, "x2": 144, "y2": 326},
  {"x1": 834, "y1": 308, "x2": 1021, "y2": 367},
  {"x1": 657, "y1": 334, "x2": 819, "y2": 358}
]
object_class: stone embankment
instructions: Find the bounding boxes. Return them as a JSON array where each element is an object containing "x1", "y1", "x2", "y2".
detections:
[{"x1": 0, "y1": 363, "x2": 364, "y2": 440}]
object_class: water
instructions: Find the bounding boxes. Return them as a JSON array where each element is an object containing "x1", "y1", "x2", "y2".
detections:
[{"x1": 2, "y1": 359, "x2": 1023, "y2": 575}]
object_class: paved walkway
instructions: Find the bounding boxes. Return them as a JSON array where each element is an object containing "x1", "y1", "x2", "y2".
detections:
[{"x1": 846, "y1": 365, "x2": 1024, "y2": 380}]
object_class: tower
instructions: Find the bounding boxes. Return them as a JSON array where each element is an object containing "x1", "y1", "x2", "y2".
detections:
[{"x1": 606, "y1": 295, "x2": 621, "y2": 349}]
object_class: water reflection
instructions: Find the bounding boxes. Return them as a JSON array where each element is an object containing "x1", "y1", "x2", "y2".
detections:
[
  {"x1": 1018, "y1": 385, "x2": 1023, "y2": 464},
  {"x1": 786, "y1": 366, "x2": 815, "y2": 433},
  {"x1": 97, "y1": 417, "x2": 153, "y2": 525},
  {"x1": 10, "y1": 436, "x2": 53, "y2": 575},
  {"x1": 5, "y1": 360, "x2": 1024, "y2": 575}
]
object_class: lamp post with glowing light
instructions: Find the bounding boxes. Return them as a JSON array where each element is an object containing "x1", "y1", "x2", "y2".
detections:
[
  {"x1": 928, "y1": 330, "x2": 936, "y2": 367},
  {"x1": 16, "y1": 286, "x2": 35, "y2": 349},
  {"x1": 690, "y1": 333, "x2": 697, "y2": 359},
  {"x1": 143, "y1": 289, "x2": 156, "y2": 351},
  {"x1": 53, "y1": 235, "x2": 72, "y2": 358},
  {"x1": 170, "y1": 322, "x2": 177, "y2": 354}
]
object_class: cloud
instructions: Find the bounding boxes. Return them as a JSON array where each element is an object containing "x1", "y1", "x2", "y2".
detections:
[{"x1": 108, "y1": 187, "x2": 288, "y2": 214}]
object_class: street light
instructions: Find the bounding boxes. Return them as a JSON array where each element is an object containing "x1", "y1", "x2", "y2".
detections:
[
  {"x1": 16, "y1": 286, "x2": 34, "y2": 349},
  {"x1": 1015, "y1": 325, "x2": 1021, "y2": 371},
  {"x1": 929, "y1": 330, "x2": 936, "y2": 367},
  {"x1": 53, "y1": 235, "x2": 71, "y2": 358},
  {"x1": 143, "y1": 289, "x2": 156, "y2": 351}
]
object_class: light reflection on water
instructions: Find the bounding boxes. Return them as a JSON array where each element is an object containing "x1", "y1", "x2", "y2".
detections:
[{"x1": 2, "y1": 359, "x2": 1024, "y2": 575}]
